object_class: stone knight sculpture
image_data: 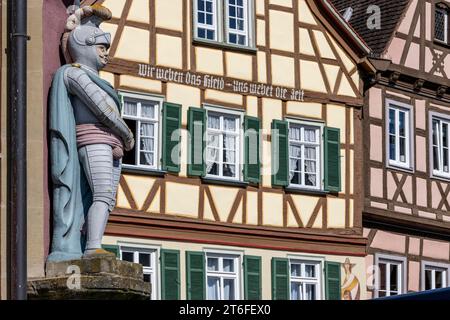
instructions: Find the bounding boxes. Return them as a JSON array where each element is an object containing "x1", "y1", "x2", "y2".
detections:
[{"x1": 47, "y1": 4, "x2": 134, "y2": 262}]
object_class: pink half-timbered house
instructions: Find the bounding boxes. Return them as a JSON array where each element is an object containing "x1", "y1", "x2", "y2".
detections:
[{"x1": 332, "y1": 0, "x2": 450, "y2": 298}]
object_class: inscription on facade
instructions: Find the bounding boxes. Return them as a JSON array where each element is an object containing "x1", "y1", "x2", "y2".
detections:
[{"x1": 138, "y1": 64, "x2": 305, "y2": 101}]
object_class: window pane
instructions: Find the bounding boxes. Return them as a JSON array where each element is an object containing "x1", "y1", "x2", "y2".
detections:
[
  {"x1": 305, "y1": 264, "x2": 316, "y2": 278},
  {"x1": 399, "y1": 111, "x2": 406, "y2": 137},
  {"x1": 399, "y1": 137, "x2": 406, "y2": 162},
  {"x1": 140, "y1": 152, "x2": 154, "y2": 166},
  {"x1": 435, "y1": 9, "x2": 447, "y2": 42},
  {"x1": 379, "y1": 263, "x2": 387, "y2": 291},
  {"x1": 434, "y1": 146, "x2": 440, "y2": 171},
  {"x1": 290, "y1": 170, "x2": 300, "y2": 185},
  {"x1": 223, "y1": 135, "x2": 236, "y2": 151},
  {"x1": 223, "y1": 259, "x2": 234, "y2": 272},
  {"x1": 141, "y1": 123, "x2": 154, "y2": 137},
  {"x1": 389, "y1": 264, "x2": 399, "y2": 292},
  {"x1": 389, "y1": 109, "x2": 396, "y2": 134},
  {"x1": 435, "y1": 270, "x2": 444, "y2": 289},
  {"x1": 304, "y1": 129, "x2": 316, "y2": 142},
  {"x1": 291, "y1": 283, "x2": 301, "y2": 300},
  {"x1": 389, "y1": 135, "x2": 396, "y2": 161},
  {"x1": 141, "y1": 103, "x2": 156, "y2": 119},
  {"x1": 143, "y1": 273, "x2": 151, "y2": 283},
  {"x1": 433, "y1": 120, "x2": 439, "y2": 146},
  {"x1": 223, "y1": 164, "x2": 236, "y2": 177},
  {"x1": 289, "y1": 126, "x2": 301, "y2": 141},
  {"x1": 224, "y1": 117, "x2": 236, "y2": 131},
  {"x1": 122, "y1": 251, "x2": 134, "y2": 262},
  {"x1": 122, "y1": 119, "x2": 137, "y2": 165},
  {"x1": 124, "y1": 100, "x2": 137, "y2": 116},
  {"x1": 291, "y1": 264, "x2": 301, "y2": 277},
  {"x1": 139, "y1": 253, "x2": 151, "y2": 267},
  {"x1": 425, "y1": 270, "x2": 432, "y2": 290},
  {"x1": 141, "y1": 138, "x2": 154, "y2": 152},
  {"x1": 208, "y1": 115, "x2": 220, "y2": 129},
  {"x1": 304, "y1": 284, "x2": 316, "y2": 300},
  {"x1": 207, "y1": 277, "x2": 220, "y2": 300},
  {"x1": 207, "y1": 258, "x2": 219, "y2": 271},
  {"x1": 223, "y1": 279, "x2": 235, "y2": 300}
]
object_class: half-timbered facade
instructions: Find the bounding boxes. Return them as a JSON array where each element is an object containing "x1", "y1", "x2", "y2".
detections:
[
  {"x1": 332, "y1": 0, "x2": 450, "y2": 298},
  {"x1": 88, "y1": 0, "x2": 374, "y2": 300}
]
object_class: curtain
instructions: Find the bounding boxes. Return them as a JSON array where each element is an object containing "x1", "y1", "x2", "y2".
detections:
[
  {"x1": 141, "y1": 103, "x2": 155, "y2": 118},
  {"x1": 304, "y1": 147, "x2": 317, "y2": 185},
  {"x1": 140, "y1": 123, "x2": 154, "y2": 165},
  {"x1": 207, "y1": 277, "x2": 219, "y2": 300},
  {"x1": 223, "y1": 279, "x2": 235, "y2": 300},
  {"x1": 291, "y1": 283, "x2": 300, "y2": 300},
  {"x1": 304, "y1": 129, "x2": 316, "y2": 142},
  {"x1": 206, "y1": 134, "x2": 219, "y2": 174},
  {"x1": 223, "y1": 135, "x2": 236, "y2": 177},
  {"x1": 289, "y1": 145, "x2": 301, "y2": 181},
  {"x1": 124, "y1": 100, "x2": 137, "y2": 116}
]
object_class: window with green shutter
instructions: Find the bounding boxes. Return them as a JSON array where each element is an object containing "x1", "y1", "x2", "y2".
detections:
[
  {"x1": 186, "y1": 251, "x2": 205, "y2": 300},
  {"x1": 271, "y1": 120, "x2": 289, "y2": 187},
  {"x1": 162, "y1": 102, "x2": 182, "y2": 173},
  {"x1": 187, "y1": 107, "x2": 206, "y2": 177},
  {"x1": 101, "y1": 244, "x2": 119, "y2": 258},
  {"x1": 271, "y1": 258, "x2": 289, "y2": 300},
  {"x1": 324, "y1": 127, "x2": 341, "y2": 192},
  {"x1": 161, "y1": 249, "x2": 180, "y2": 300},
  {"x1": 325, "y1": 261, "x2": 341, "y2": 300},
  {"x1": 244, "y1": 116, "x2": 261, "y2": 184},
  {"x1": 244, "y1": 255, "x2": 261, "y2": 300}
]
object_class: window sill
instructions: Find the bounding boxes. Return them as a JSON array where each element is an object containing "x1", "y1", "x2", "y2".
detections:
[
  {"x1": 201, "y1": 177, "x2": 249, "y2": 188},
  {"x1": 284, "y1": 187, "x2": 329, "y2": 196},
  {"x1": 386, "y1": 163, "x2": 415, "y2": 174},
  {"x1": 431, "y1": 172, "x2": 450, "y2": 183},
  {"x1": 193, "y1": 38, "x2": 257, "y2": 54},
  {"x1": 121, "y1": 165, "x2": 167, "y2": 177}
]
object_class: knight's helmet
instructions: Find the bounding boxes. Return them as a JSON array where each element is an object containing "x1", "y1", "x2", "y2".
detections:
[{"x1": 61, "y1": 3, "x2": 112, "y2": 70}]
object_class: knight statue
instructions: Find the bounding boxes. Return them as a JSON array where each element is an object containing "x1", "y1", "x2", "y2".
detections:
[{"x1": 47, "y1": 3, "x2": 134, "y2": 262}]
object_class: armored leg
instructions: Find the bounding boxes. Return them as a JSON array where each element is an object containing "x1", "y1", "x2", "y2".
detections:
[{"x1": 78, "y1": 144, "x2": 121, "y2": 254}]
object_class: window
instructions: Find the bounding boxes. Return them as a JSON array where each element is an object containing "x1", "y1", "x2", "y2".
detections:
[
  {"x1": 206, "y1": 108, "x2": 242, "y2": 181},
  {"x1": 288, "y1": 121, "x2": 322, "y2": 190},
  {"x1": 193, "y1": 0, "x2": 255, "y2": 48},
  {"x1": 435, "y1": 5, "x2": 449, "y2": 44},
  {"x1": 387, "y1": 102, "x2": 412, "y2": 169},
  {"x1": 206, "y1": 254, "x2": 241, "y2": 300},
  {"x1": 120, "y1": 247, "x2": 158, "y2": 300},
  {"x1": 422, "y1": 262, "x2": 449, "y2": 290},
  {"x1": 432, "y1": 115, "x2": 450, "y2": 179},
  {"x1": 375, "y1": 255, "x2": 405, "y2": 297},
  {"x1": 289, "y1": 260, "x2": 322, "y2": 300},
  {"x1": 120, "y1": 92, "x2": 163, "y2": 169}
]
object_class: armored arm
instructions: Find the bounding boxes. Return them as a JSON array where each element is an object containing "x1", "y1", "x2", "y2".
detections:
[{"x1": 64, "y1": 67, "x2": 134, "y2": 150}]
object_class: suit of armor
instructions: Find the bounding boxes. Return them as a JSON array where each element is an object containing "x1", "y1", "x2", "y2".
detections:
[{"x1": 49, "y1": 5, "x2": 134, "y2": 259}]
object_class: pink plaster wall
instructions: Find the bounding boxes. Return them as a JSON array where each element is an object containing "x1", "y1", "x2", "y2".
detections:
[
  {"x1": 415, "y1": 99, "x2": 426, "y2": 130},
  {"x1": 370, "y1": 168, "x2": 384, "y2": 198},
  {"x1": 370, "y1": 125, "x2": 383, "y2": 162},
  {"x1": 387, "y1": 38, "x2": 406, "y2": 65},
  {"x1": 416, "y1": 178, "x2": 428, "y2": 207},
  {"x1": 371, "y1": 231, "x2": 406, "y2": 253},
  {"x1": 405, "y1": 43, "x2": 420, "y2": 70},
  {"x1": 408, "y1": 237, "x2": 421, "y2": 256},
  {"x1": 408, "y1": 261, "x2": 420, "y2": 292},
  {"x1": 416, "y1": 136, "x2": 427, "y2": 173},
  {"x1": 387, "y1": 172, "x2": 396, "y2": 200},
  {"x1": 369, "y1": 88, "x2": 383, "y2": 119},
  {"x1": 432, "y1": 182, "x2": 440, "y2": 209},
  {"x1": 397, "y1": 0, "x2": 417, "y2": 35},
  {"x1": 403, "y1": 176, "x2": 413, "y2": 204},
  {"x1": 422, "y1": 240, "x2": 450, "y2": 260}
]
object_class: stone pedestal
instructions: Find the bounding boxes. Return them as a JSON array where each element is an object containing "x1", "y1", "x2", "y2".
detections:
[{"x1": 27, "y1": 254, "x2": 151, "y2": 300}]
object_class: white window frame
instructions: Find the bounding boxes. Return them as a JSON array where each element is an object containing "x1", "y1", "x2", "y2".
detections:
[
  {"x1": 430, "y1": 112, "x2": 450, "y2": 180},
  {"x1": 288, "y1": 256, "x2": 323, "y2": 301},
  {"x1": 204, "y1": 250, "x2": 243, "y2": 300},
  {"x1": 205, "y1": 105, "x2": 244, "y2": 182},
  {"x1": 120, "y1": 91, "x2": 164, "y2": 171},
  {"x1": 385, "y1": 100, "x2": 414, "y2": 171},
  {"x1": 435, "y1": 6, "x2": 449, "y2": 44},
  {"x1": 287, "y1": 118, "x2": 324, "y2": 191},
  {"x1": 374, "y1": 254, "x2": 406, "y2": 298},
  {"x1": 193, "y1": 0, "x2": 255, "y2": 49},
  {"x1": 225, "y1": 0, "x2": 250, "y2": 46},
  {"x1": 421, "y1": 261, "x2": 450, "y2": 291},
  {"x1": 119, "y1": 243, "x2": 160, "y2": 300}
]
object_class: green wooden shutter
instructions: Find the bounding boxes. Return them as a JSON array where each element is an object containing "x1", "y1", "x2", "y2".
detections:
[
  {"x1": 324, "y1": 127, "x2": 341, "y2": 192},
  {"x1": 325, "y1": 261, "x2": 341, "y2": 300},
  {"x1": 244, "y1": 116, "x2": 261, "y2": 184},
  {"x1": 244, "y1": 255, "x2": 262, "y2": 300},
  {"x1": 162, "y1": 102, "x2": 182, "y2": 173},
  {"x1": 161, "y1": 249, "x2": 180, "y2": 300},
  {"x1": 101, "y1": 244, "x2": 119, "y2": 258},
  {"x1": 187, "y1": 107, "x2": 206, "y2": 177},
  {"x1": 271, "y1": 120, "x2": 289, "y2": 187},
  {"x1": 271, "y1": 258, "x2": 289, "y2": 300},
  {"x1": 186, "y1": 251, "x2": 205, "y2": 300}
]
